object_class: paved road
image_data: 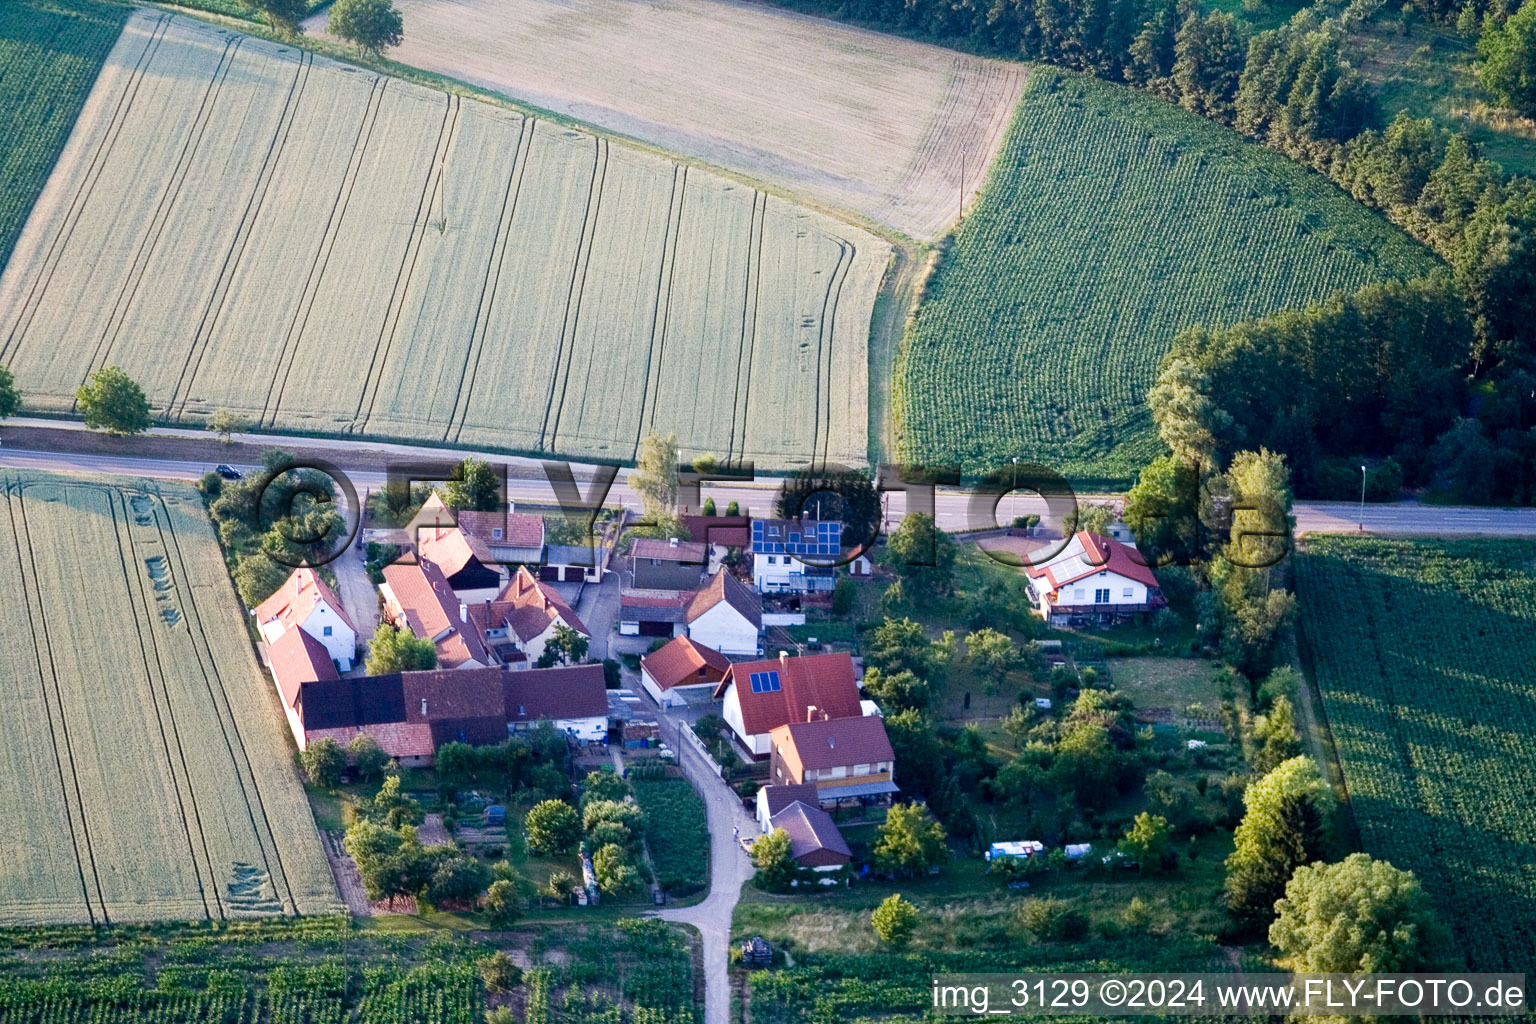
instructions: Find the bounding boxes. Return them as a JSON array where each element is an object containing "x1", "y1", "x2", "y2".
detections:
[
  {"x1": 6, "y1": 433, "x2": 1536, "y2": 538},
  {"x1": 649, "y1": 714, "x2": 757, "y2": 1024}
]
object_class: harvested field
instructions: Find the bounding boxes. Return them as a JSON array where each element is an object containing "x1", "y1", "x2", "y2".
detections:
[
  {"x1": 0, "y1": 469, "x2": 340, "y2": 925},
  {"x1": 0, "y1": 12, "x2": 887, "y2": 469},
  {"x1": 302, "y1": 0, "x2": 1026, "y2": 240}
]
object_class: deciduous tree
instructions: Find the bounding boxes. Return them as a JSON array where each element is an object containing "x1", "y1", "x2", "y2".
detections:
[
  {"x1": 76, "y1": 365, "x2": 150, "y2": 435},
  {"x1": 328, "y1": 0, "x2": 403, "y2": 56},
  {"x1": 524, "y1": 800, "x2": 581, "y2": 855},
  {"x1": 1271, "y1": 853, "x2": 1447, "y2": 971},
  {"x1": 873, "y1": 803, "x2": 948, "y2": 879},
  {"x1": 871, "y1": 893, "x2": 921, "y2": 947},
  {"x1": 300, "y1": 738, "x2": 345, "y2": 788},
  {"x1": 366, "y1": 622, "x2": 438, "y2": 674}
]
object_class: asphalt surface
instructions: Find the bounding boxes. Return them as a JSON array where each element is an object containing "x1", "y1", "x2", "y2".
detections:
[{"x1": 5, "y1": 426, "x2": 1536, "y2": 537}]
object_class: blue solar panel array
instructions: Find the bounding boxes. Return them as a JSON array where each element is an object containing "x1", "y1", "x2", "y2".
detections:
[
  {"x1": 752, "y1": 519, "x2": 842, "y2": 556},
  {"x1": 749, "y1": 670, "x2": 782, "y2": 693}
]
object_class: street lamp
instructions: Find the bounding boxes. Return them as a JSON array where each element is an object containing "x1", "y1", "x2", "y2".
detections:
[
  {"x1": 1011, "y1": 457, "x2": 1019, "y2": 529},
  {"x1": 1359, "y1": 464, "x2": 1367, "y2": 532}
]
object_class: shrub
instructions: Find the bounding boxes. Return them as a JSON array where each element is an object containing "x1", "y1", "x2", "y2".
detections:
[{"x1": 1020, "y1": 898, "x2": 1090, "y2": 941}]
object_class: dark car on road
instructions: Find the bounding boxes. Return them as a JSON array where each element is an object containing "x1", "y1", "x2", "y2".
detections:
[{"x1": 215, "y1": 464, "x2": 243, "y2": 481}]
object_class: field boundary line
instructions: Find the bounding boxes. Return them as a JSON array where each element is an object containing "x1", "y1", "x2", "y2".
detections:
[
  {"x1": 727, "y1": 190, "x2": 765, "y2": 464},
  {"x1": 542, "y1": 136, "x2": 608, "y2": 451},
  {"x1": 150, "y1": 489, "x2": 301, "y2": 915},
  {"x1": 263, "y1": 75, "x2": 385, "y2": 427},
  {"x1": 110, "y1": 485, "x2": 220, "y2": 921},
  {"x1": 355, "y1": 93, "x2": 461, "y2": 433},
  {"x1": 11, "y1": 483, "x2": 111, "y2": 923},
  {"x1": 2, "y1": 479, "x2": 97, "y2": 924},
  {"x1": 445, "y1": 113, "x2": 531, "y2": 442},
  {"x1": 634, "y1": 163, "x2": 685, "y2": 454},
  {"x1": 1, "y1": 14, "x2": 170, "y2": 366},
  {"x1": 85, "y1": 34, "x2": 244, "y2": 387},
  {"x1": 170, "y1": 50, "x2": 313, "y2": 420}
]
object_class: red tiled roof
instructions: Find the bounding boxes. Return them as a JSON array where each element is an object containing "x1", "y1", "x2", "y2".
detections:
[
  {"x1": 268, "y1": 627, "x2": 337, "y2": 707},
  {"x1": 770, "y1": 801, "x2": 851, "y2": 862},
  {"x1": 642, "y1": 636, "x2": 732, "y2": 690},
  {"x1": 381, "y1": 560, "x2": 491, "y2": 668},
  {"x1": 686, "y1": 569, "x2": 761, "y2": 627},
  {"x1": 485, "y1": 566, "x2": 589, "y2": 640},
  {"x1": 681, "y1": 515, "x2": 750, "y2": 549},
  {"x1": 417, "y1": 524, "x2": 494, "y2": 579},
  {"x1": 254, "y1": 567, "x2": 354, "y2": 635},
  {"x1": 771, "y1": 715, "x2": 894, "y2": 778},
  {"x1": 456, "y1": 509, "x2": 545, "y2": 550},
  {"x1": 714, "y1": 652, "x2": 861, "y2": 736},
  {"x1": 1025, "y1": 531, "x2": 1159, "y2": 591},
  {"x1": 631, "y1": 537, "x2": 709, "y2": 563}
]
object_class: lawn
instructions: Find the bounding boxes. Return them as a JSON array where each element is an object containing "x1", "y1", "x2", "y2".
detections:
[
  {"x1": 1295, "y1": 536, "x2": 1536, "y2": 973},
  {"x1": 0, "y1": 0, "x2": 126, "y2": 271},
  {"x1": 1103, "y1": 658, "x2": 1227, "y2": 724},
  {"x1": 896, "y1": 69, "x2": 1437, "y2": 485},
  {"x1": 0, "y1": 470, "x2": 340, "y2": 925}
]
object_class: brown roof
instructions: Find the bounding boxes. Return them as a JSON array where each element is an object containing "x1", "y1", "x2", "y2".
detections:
[
  {"x1": 770, "y1": 801, "x2": 851, "y2": 863},
  {"x1": 714, "y1": 652, "x2": 861, "y2": 736},
  {"x1": 492, "y1": 566, "x2": 589, "y2": 640},
  {"x1": 456, "y1": 509, "x2": 545, "y2": 551},
  {"x1": 631, "y1": 537, "x2": 708, "y2": 564},
  {"x1": 771, "y1": 715, "x2": 894, "y2": 780},
  {"x1": 642, "y1": 636, "x2": 732, "y2": 690},
  {"x1": 1025, "y1": 531, "x2": 1160, "y2": 591},
  {"x1": 416, "y1": 523, "x2": 494, "y2": 579},
  {"x1": 504, "y1": 664, "x2": 609, "y2": 722},
  {"x1": 686, "y1": 569, "x2": 761, "y2": 627},
  {"x1": 620, "y1": 588, "x2": 690, "y2": 623},
  {"x1": 254, "y1": 568, "x2": 354, "y2": 634},
  {"x1": 268, "y1": 627, "x2": 337, "y2": 707},
  {"x1": 759, "y1": 782, "x2": 818, "y2": 818},
  {"x1": 381, "y1": 560, "x2": 491, "y2": 668},
  {"x1": 681, "y1": 515, "x2": 750, "y2": 549}
]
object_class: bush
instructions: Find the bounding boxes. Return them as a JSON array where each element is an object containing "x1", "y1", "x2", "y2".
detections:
[
  {"x1": 478, "y1": 950, "x2": 522, "y2": 991},
  {"x1": 871, "y1": 893, "x2": 921, "y2": 947},
  {"x1": 483, "y1": 881, "x2": 520, "y2": 929},
  {"x1": 1020, "y1": 898, "x2": 1090, "y2": 941},
  {"x1": 300, "y1": 739, "x2": 345, "y2": 788},
  {"x1": 524, "y1": 800, "x2": 581, "y2": 855}
]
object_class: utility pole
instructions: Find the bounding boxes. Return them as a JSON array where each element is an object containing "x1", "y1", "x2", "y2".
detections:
[{"x1": 1359, "y1": 464, "x2": 1368, "y2": 532}]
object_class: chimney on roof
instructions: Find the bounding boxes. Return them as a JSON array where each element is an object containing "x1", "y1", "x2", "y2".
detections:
[
  {"x1": 459, "y1": 601, "x2": 468, "y2": 622},
  {"x1": 421, "y1": 698, "x2": 428, "y2": 716},
  {"x1": 806, "y1": 705, "x2": 817, "y2": 723},
  {"x1": 828, "y1": 736, "x2": 835, "y2": 749},
  {"x1": 669, "y1": 537, "x2": 679, "y2": 547},
  {"x1": 780, "y1": 651, "x2": 790, "y2": 670}
]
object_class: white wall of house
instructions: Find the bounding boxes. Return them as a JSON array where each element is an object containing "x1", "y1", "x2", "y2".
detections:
[
  {"x1": 722, "y1": 685, "x2": 771, "y2": 757},
  {"x1": 641, "y1": 666, "x2": 686, "y2": 709},
  {"x1": 752, "y1": 552, "x2": 813, "y2": 591},
  {"x1": 1043, "y1": 570, "x2": 1148, "y2": 609},
  {"x1": 755, "y1": 789, "x2": 774, "y2": 832},
  {"x1": 688, "y1": 602, "x2": 760, "y2": 656},
  {"x1": 555, "y1": 716, "x2": 607, "y2": 743},
  {"x1": 299, "y1": 603, "x2": 356, "y2": 671}
]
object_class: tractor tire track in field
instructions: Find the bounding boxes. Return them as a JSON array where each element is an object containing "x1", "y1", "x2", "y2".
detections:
[
  {"x1": 1, "y1": 480, "x2": 98, "y2": 925},
  {"x1": 542, "y1": 136, "x2": 608, "y2": 452},
  {"x1": 109, "y1": 485, "x2": 221, "y2": 921},
  {"x1": 169, "y1": 51, "x2": 313, "y2": 421},
  {"x1": 263, "y1": 76, "x2": 385, "y2": 428},
  {"x1": 446, "y1": 114, "x2": 532, "y2": 443},
  {"x1": 149, "y1": 488, "x2": 300, "y2": 915},
  {"x1": 634, "y1": 164, "x2": 685, "y2": 454},
  {"x1": 83, "y1": 35, "x2": 244, "y2": 390},
  {"x1": 726, "y1": 190, "x2": 765, "y2": 465},
  {"x1": 8, "y1": 483, "x2": 110, "y2": 924},
  {"x1": 354, "y1": 93, "x2": 460, "y2": 434},
  {"x1": 0, "y1": 14, "x2": 170, "y2": 366},
  {"x1": 814, "y1": 240, "x2": 854, "y2": 468}
]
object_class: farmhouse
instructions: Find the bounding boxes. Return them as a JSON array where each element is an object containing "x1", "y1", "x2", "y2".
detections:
[
  {"x1": 685, "y1": 569, "x2": 762, "y2": 656},
  {"x1": 640, "y1": 636, "x2": 732, "y2": 708},
  {"x1": 266, "y1": 625, "x2": 339, "y2": 748},
  {"x1": 751, "y1": 519, "x2": 840, "y2": 593},
  {"x1": 455, "y1": 506, "x2": 546, "y2": 565},
  {"x1": 769, "y1": 714, "x2": 898, "y2": 809},
  {"x1": 681, "y1": 515, "x2": 750, "y2": 572},
  {"x1": 254, "y1": 567, "x2": 357, "y2": 671},
  {"x1": 1025, "y1": 531, "x2": 1164, "y2": 625},
  {"x1": 464, "y1": 565, "x2": 590, "y2": 667},
  {"x1": 379, "y1": 560, "x2": 493, "y2": 669},
  {"x1": 768, "y1": 801, "x2": 852, "y2": 871},
  {"x1": 286, "y1": 664, "x2": 609, "y2": 763},
  {"x1": 713, "y1": 651, "x2": 863, "y2": 758},
  {"x1": 631, "y1": 536, "x2": 708, "y2": 590}
]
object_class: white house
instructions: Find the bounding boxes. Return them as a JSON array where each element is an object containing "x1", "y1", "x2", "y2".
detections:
[
  {"x1": 465, "y1": 565, "x2": 591, "y2": 668},
  {"x1": 1024, "y1": 531, "x2": 1164, "y2": 626},
  {"x1": 713, "y1": 651, "x2": 863, "y2": 758},
  {"x1": 254, "y1": 567, "x2": 357, "y2": 672},
  {"x1": 639, "y1": 636, "x2": 731, "y2": 708},
  {"x1": 751, "y1": 519, "x2": 840, "y2": 593},
  {"x1": 685, "y1": 569, "x2": 762, "y2": 656}
]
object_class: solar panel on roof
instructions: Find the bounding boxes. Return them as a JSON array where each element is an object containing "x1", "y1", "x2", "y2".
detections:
[{"x1": 749, "y1": 670, "x2": 781, "y2": 693}]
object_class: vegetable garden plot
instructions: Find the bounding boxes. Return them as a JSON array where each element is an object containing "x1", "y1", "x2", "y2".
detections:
[
  {"x1": 0, "y1": 471, "x2": 340, "y2": 926},
  {"x1": 0, "y1": 12, "x2": 885, "y2": 469},
  {"x1": 1295, "y1": 536, "x2": 1536, "y2": 973},
  {"x1": 896, "y1": 70, "x2": 1437, "y2": 484}
]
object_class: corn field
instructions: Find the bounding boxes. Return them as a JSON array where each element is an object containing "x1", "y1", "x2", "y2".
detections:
[
  {"x1": 896, "y1": 70, "x2": 1436, "y2": 484},
  {"x1": 1295, "y1": 536, "x2": 1536, "y2": 973},
  {"x1": 0, "y1": 470, "x2": 340, "y2": 925}
]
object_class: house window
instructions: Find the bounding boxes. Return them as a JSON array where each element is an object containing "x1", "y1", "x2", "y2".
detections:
[
  {"x1": 767, "y1": 555, "x2": 776, "y2": 565},
  {"x1": 1123, "y1": 587, "x2": 1134, "y2": 598},
  {"x1": 323, "y1": 625, "x2": 333, "y2": 636},
  {"x1": 1094, "y1": 588, "x2": 1110, "y2": 603},
  {"x1": 853, "y1": 763, "x2": 871, "y2": 775},
  {"x1": 828, "y1": 766, "x2": 847, "y2": 779},
  {"x1": 1073, "y1": 588, "x2": 1085, "y2": 600},
  {"x1": 492, "y1": 528, "x2": 503, "y2": 540}
]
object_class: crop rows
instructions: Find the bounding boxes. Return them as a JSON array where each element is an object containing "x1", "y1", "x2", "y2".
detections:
[
  {"x1": 632, "y1": 779, "x2": 708, "y2": 896},
  {"x1": 896, "y1": 70, "x2": 1436, "y2": 484},
  {"x1": 1295, "y1": 536, "x2": 1536, "y2": 973},
  {"x1": 0, "y1": 470, "x2": 339, "y2": 926},
  {"x1": 0, "y1": 0, "x2": 127, "y2": 272},
  {"x1": 0, "y1": 12, "x2": 887, "y2": 469}
]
